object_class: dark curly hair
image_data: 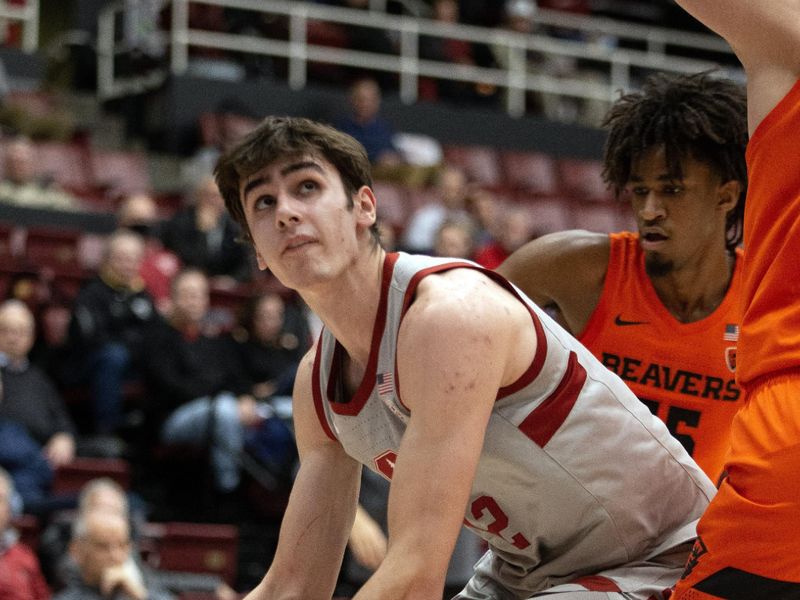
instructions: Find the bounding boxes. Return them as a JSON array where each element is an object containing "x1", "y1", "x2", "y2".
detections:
[
  {"x1": 602, "y1": 71, "x2": 748, "y2": 253},
  {"x1": 215, "y1": 115, "x2": 380, "y2": 245}
]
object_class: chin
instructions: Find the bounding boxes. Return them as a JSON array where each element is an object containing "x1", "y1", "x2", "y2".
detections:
[{"x1": 645, "y1": 255, "x2": 675, "y2": 277}]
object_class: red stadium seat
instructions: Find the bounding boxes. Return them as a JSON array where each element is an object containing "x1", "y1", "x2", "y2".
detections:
[
  {"x1": 22, "y1": 226, "x2": 87, "y2": 278},
  {"x1": 142, "y1": 522, "x2": 239, "y2": 586},
  {"x1": 10, "y1": 514, "x2": 40, "y2": 550},
  {"x1": 500, "y1": 150, "x2": 560, "y2": 196},
  {"x1": 569, "y1": 200, "x2": 624, "y2": 233},
  {"x1": 521, "y1": 196, "x2": 573, "y2": 234},
  {"x1": 556, "y1": 158, "x2": 612, "y2": 202},
  {"x1": 53, "y1": 457, "x2": 132, "y2": 495},
  {"x1": 372, "y1": 181, "x2": 410, "y2": 230},
  {"x1": 443, "y1": 144, "x2": 503, "y2": 187},
  {"x1": 33, "y1": 141, "x2": 92, "y2": 193},
  {"x1": 89, "y1": 149, "x2": 152, "y2": 197}
]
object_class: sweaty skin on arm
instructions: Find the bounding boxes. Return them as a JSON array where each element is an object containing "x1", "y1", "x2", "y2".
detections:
[
  {"x1": 496, "y1": 230, "x2": 610, "y2": 336},
  {"x1": 245, "y1": 350, "x2": 362, "y2": 600},
  {"x1": 674, "y1": 0, "x2": 800, "y2": 134},
  {"x1": 353, "y1": 268, "x2": 537, "y2": 599}
]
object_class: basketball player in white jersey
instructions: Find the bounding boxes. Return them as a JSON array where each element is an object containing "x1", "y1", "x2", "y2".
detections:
[{"x1": 214, "y1": 117, "x2": 715, "y2": 599}]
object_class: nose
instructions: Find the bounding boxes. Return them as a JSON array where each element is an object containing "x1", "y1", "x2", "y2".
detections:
[
  {"x1": 274, "y1": 194, "x2": 302, "y2": 230},
  {"x1": 637, "y1": 191, "x2": 666, "y2": 222}
]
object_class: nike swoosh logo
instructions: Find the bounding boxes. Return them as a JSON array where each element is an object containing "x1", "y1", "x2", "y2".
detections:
[{"x1": 614, "y1": 314, "x2": 650, "y2": 326}]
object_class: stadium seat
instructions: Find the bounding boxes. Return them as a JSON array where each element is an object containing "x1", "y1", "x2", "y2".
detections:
[
  {"x1": 442, "y1": 144, "x2": 503, "y2": 187},
  {"x1": 500, "y1": 150, "x2": 560, "y2": 196},
  {"x1": 33, "y1": 141, "x2": 92, "y2": 193},
  {"x1": 142, "y1": 522, "x2": 239, "y2": 586},
  {"x1": 89, "y1": 149, "x2": 152, "y2": 198},
  {"x1": 22, "y1": 226, "x2": 87, "y2": 278},
  {"x1": 556, "y1": 158, "x2": 612, "y2": 202},
  {"x1": 521, "y1": 196, "x2": 573, "y2": 234},
  {"x1": 10, "y1": 513, "x2": 40, "y2": 550},
  {"x1": 53, "y1": 457, "x2": 132, "y2": 495},
  {"x1": 569, "y1": 200, "x2": 624, "y2": 233},
  {"x1": 372, "y1": 181, "x2": 410, "y2": 230}
]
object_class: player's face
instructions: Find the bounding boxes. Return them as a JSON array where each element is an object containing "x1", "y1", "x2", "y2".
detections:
[
  {"x1": 624, "y1": 146, "x2": 736, "y2": 276},
  {"x1": 240, "y1": 155, "x2": 376, "y2": 291}
]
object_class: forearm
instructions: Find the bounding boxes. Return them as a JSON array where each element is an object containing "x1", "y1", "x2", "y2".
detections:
[
  {"x1": 248, "y1": 451, "x2": 360, "y2": 599},
  {"x1": 353, "y1": 550, "x2": 445, "y2": 600}
]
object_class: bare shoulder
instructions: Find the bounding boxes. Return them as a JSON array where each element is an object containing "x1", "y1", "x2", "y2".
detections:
[
  {"x1": 496, "y1": 230, "x2": 610, "y2": 334},
  {"x1": 498, "y1": 229, "x2": 610, "y2": 287},
  {"x1": 402, "y1": 267, "x2": 529, "y2": 354},
  {"x1": 398, "y1": 267, "x2": 534, "y2": 400}
]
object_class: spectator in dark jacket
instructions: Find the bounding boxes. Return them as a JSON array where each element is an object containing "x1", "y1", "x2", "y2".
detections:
[
  {"x1": 63, "y1": 230, "x2": 160, "y2": 435},
  {"x1": 229, "y1": 292, "x2": 309, "y2": 399},
  {"x1": 143, "y1": 268, "x2": 260, "y2": 492},
  {"x1": 160, "y1": 174, "x2": 253, "y2": 285}
]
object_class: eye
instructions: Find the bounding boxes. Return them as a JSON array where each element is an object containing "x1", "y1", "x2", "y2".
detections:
[
  {"x1": 253, "y1": 195, "x2": 276, "y2": 210},
  {"x1": 661, "y1": 185, "x2": 683, "y2": 195},
  {"x1": 630, "y1": 186, "x2": 649, "y2": 197},
  {"x1": 297, "y1": 179, "x2": 318, "y2": 195}
]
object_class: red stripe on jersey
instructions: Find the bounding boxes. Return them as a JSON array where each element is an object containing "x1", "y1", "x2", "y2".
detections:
[
  {"x1": 312, "y1": 337, "x2": 337, "y2": 441},
  {"x1": 518, "y1": 351, "x2": 586, "y2": 446},
  {"x1": 329, "y1": 252, "x2": 399, "y2": 416},
  {"x1": 572, "y1": 575, "x2": 622, "y2": 592}
]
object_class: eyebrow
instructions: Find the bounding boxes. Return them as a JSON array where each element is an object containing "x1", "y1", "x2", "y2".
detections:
[{"x1": 242, "y1": 160, "x2": 325, "y2": 198}]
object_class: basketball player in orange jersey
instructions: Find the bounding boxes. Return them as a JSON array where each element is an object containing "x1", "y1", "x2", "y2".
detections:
[
  {"x1": 667, "y1": 1, "x2": 800, "y2": 598},
  {"x1": 498, "y1": 71, "x2": 748, "y2": 482}
]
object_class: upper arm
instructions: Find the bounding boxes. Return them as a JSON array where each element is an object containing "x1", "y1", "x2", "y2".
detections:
[
  {"x1": 378, "y1": 271, "x2": 530, "y2": 586},
  {"x1": 496, "y1": 230, "x2": 610, "y2": 335},
  {"x1": 259, "y1": 349, "x2": 361, "y2": 599},
  {"x1": 675, "y1": 0, "x2": 800, "y2": 133}
]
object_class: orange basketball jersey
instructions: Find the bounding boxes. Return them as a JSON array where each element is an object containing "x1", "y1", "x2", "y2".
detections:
[
  {"x1": 579, "y1": 232, "x2": 744, "y2": 480},
  {"x1": 739, "y1": 78, "x2": 800, "y2": 390}
]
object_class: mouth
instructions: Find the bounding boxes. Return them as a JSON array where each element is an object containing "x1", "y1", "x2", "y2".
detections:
[
  {"x1": 282, "y1": 236, "x2": 317, "y2": 255},
  {"x1": 639, "y1": 230, "x2": 668, "y2": 250}
]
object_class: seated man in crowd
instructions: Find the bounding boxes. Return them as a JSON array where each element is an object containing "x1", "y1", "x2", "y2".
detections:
[
  {"x1": 55, "y1": 510, "x2": 173, "y2": 600},
  {"x1": 160, "y1": 174, "x2": 253, "y2": 287},
  {"x1": 0, "y1": 136, "x2": 81, "y2": 211},
  {"x1": 143, "y1": 268, "x2": 261, "y2": 494},
  {"x1": 0, "y1": 299, "x2": 77, "y2": 468},
  {"x1": 62, "y1": 229, "x2": 160, "y2": 438}
]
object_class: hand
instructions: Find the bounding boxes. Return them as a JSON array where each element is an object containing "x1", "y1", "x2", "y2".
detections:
[
  {"x1": 348, "y1": 505, "x2": 388, "y2": 571},
  {"x1": 100, "y1": 561, "x2": 147, "y2": 599},
  {"x1": 237, "y1": 395, "x2": 262, "y2": 427},
  {"x1": 45, "y1": 433, "x2": 76, "y2": 468}
]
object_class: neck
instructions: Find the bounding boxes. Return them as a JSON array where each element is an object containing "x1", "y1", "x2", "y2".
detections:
[
  {"x1": 650, "y1": 247, "x2": 735, "y2": 323},
  {"x1": 302, "y1": 246, "x2": 386, "y2": 367}
]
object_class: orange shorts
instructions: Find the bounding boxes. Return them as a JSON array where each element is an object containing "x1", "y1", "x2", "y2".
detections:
[{"x1": 672, "y1": 372, "x2": 800, "y2": 599}]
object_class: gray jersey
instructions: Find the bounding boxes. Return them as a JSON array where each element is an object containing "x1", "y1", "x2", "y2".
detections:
[{"x1": 311, "y1": 253, "x2": 715, "y2": 598}]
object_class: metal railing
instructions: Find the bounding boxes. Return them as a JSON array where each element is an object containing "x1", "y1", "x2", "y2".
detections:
[
  {"x1": 0, "y1": 0, "x2": 39, "y2": 52},
  {"x1": 97, "y1": 0, "x2": 738, "y2": 119}
]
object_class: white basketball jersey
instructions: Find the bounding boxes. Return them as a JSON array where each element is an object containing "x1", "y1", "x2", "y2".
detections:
[{"x1": 311, "y1": 252, "x2": 715, "y2": 597}]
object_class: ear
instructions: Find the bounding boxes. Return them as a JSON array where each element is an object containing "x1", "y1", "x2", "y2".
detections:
[
  {"x1": 717, "y1": 179, "x2": 742, "y2": 213},
  {"x1": 354, "y1": 185, "x2": 378, "y2": 229}
]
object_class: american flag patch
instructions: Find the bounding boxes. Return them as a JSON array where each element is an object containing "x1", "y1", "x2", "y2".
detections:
[
  {"x1": 377, "y1": 372, "x2": 394, "y2": 397},
  {"x1": 723, "y1": 323, "x2": 739, "y2": 342}
]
